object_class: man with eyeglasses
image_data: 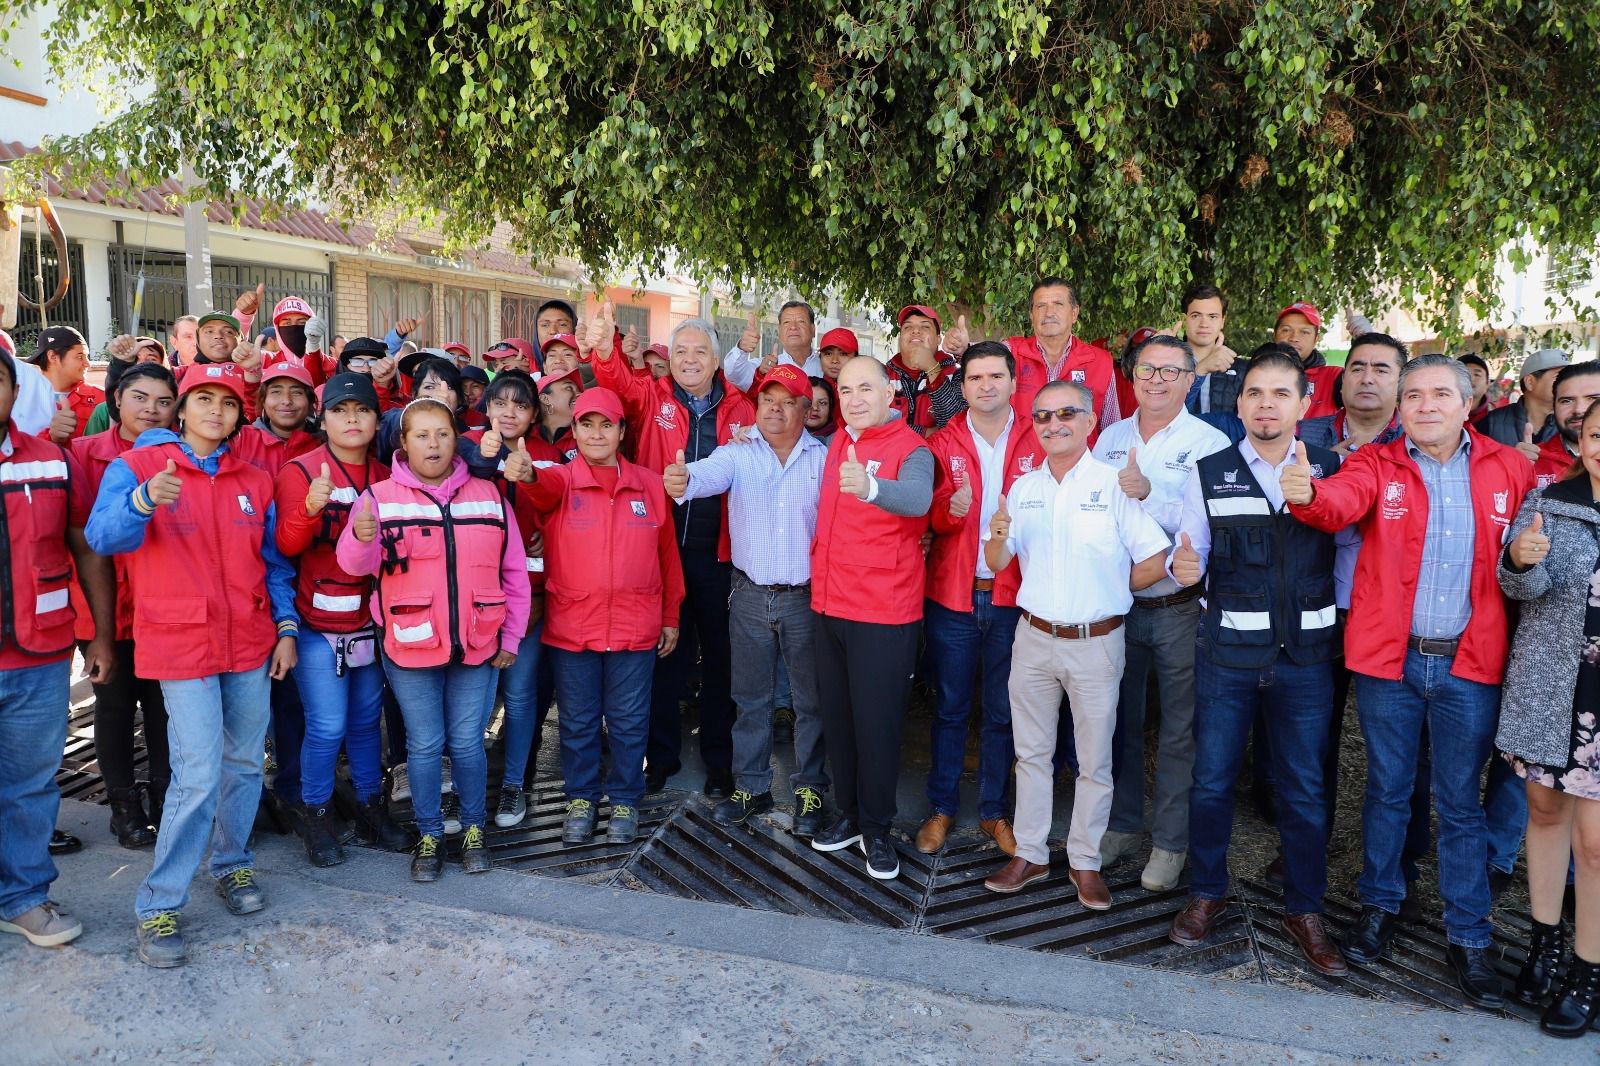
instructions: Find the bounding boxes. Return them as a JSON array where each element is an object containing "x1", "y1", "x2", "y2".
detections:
[
  {"x1": 1091, "y1": 335, "x2": 1229, "y2": 890},
  {"x1": 981, "y1": 381, "x2": 1169, "y2": 905},
  {"x1": 337, "y1": 337, "x2": 402, "y2": 410}
]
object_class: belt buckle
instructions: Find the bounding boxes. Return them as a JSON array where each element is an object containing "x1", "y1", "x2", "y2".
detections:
[
  {"x1": 1055, "y1": 621, "x2": 1086, "y2": 639},
  {"x1": 1415, "y1": 636, "x2": 1451, "y2": 656}
]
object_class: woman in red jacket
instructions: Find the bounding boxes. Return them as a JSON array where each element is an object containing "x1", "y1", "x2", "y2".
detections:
[
  {"x1": 517, "y1": 387, "x2": 685, "y2": 846},
  {"x1": 71, "y1": 363, "x2": 177, "y2": 848},
  {"x1": 274, "y1": 373, "x2": 412, "y2": 866}
]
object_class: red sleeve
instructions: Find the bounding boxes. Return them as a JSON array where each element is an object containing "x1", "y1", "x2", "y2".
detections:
[
  {"x1": 274, "y1": 459, "x2": 319, "y2": 557},
  {"x1": 243, "y1": 376, "x2": 260, "y2": 423},
  {"x1": 927, "y1": 440, "x2": 963, "y2": 536},
  {"x1": 1290, "y1": 445, "x2": 1382, "y2": 532},
  {"x1": 524, "y1": 462, "x2": 574, "y2": 513},
  {"x1": 589, "y1": 348, "x2": 654, "y2": 421},
  {"x1": 65, "y1": 449, "x2": 92, "y2": 527}
]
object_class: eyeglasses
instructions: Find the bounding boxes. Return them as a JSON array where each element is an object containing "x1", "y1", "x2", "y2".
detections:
[
  {"x1": 1031, "y1": 406, "x2": 1087, "y2": 424},
  {"x1": 1132, "y1": 364, "x2": 1191, "y2": 382},
  {"x1": 346, "y1": 357, "x2": 375, "y2": 369}
]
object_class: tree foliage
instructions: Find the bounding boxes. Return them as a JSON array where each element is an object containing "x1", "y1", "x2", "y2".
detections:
[{"x1": 6, "y1": 0, "x2": 1600, "y2": 337}]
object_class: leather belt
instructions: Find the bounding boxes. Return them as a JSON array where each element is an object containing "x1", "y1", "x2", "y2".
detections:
[
  {"x1": 973, "y1": 578, "x2": 996, "y2": 592},
  {"x1": 734, "y1": 569, "x2": 810, "y2": 594},
  {"x1": 1407, "y1": 634, "x2": 1460, "y2": 657},
  {"x1": 1022, "y1": 611, "x2": 1123, "y2": 640},
  {"x1": 1132, "y1": 584, "x2": 1203, "y2": 610}
]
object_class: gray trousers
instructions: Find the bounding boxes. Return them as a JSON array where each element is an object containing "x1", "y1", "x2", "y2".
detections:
[
  {"x1": 729, "y1": 571, "x2": 828, "y2": 795},
  {"x1": 1107, "y1": 596, "x2": 1201, "y2": 852}
]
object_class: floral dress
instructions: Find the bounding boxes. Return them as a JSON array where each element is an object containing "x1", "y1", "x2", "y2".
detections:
[{"x1": 1508, "y1": 565, "x2": 1600, "y2": 798}]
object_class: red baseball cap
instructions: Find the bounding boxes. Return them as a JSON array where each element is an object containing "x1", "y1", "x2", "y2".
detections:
[
  {"x1": 572, "y1": 386, "x2": 624, "y2": 423},
  {"x1": 271, "y1": 296, "x2": 315, "y2": 325},
  {"x1": 538, "y1": 367, "x2": 585, "y2": 394},
  {"x1": 1127, "y1": 326, "x2": 1159, "y2": 350},
  {"x1": 756, "y1": 363, "x2": 810, "y2": 400},
  {"x1": 542, "y1": 333, "x2": 580, "y2": 355},
  {"x1": 261, "y1": 357, "x2": 315, "y2": 392},
  {"x1": 442, "y1": 341, "x2": 471, "y2": 359},
  {"x1": 179, "y1": 361, "x2": 252, "y2": 405},
  {"x1": 644, "y1": 343, "x2": 668, "y2": 359},
  {"x1": 896, "y1": 305, "x2": 942, "y2": 331},
  {"x1": 817, "y1": 327, "x2": 859, "y2": 355},
  {"x1": 1276, "y1": 301, "x2": 1322, "y2": 331},
  {"x1": 486, "y1": 337, "x2": 536, "y2": 365}
]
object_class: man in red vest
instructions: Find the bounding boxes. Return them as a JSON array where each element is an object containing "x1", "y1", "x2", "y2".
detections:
[
  {"x1": 808, "y1": 356, "x2": 934, "y2": 881},
  {"x1": 30, "y1": 325, "x2": 103, "y2": 440}
]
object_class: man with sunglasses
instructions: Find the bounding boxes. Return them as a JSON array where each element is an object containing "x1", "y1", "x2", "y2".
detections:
[
  {"x1": 982, "y1": 381, "x2": 1169, "y2": 905},
  {"x1": 1090, "y1": 335, "x2": 1229, "y2": 891}
]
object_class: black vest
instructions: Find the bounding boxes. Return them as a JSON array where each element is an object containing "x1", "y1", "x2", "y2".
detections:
[{"x1": 1197, "y1": 442, "x2": 1342, "y2": 668}]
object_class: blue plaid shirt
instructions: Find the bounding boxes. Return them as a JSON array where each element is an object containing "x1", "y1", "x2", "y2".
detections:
[{"x1": 1408, "y1": 431, "x2": 1474, "y2": 639}]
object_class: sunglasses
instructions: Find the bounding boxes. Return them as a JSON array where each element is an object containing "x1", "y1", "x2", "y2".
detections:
[
  {"x1": 1132, "y1": 364, "x2": 1190, "y2": 382},
  {"x1": 1031, "y1": 406, "x2": 1087, "y2": 424},
  {"x1": 345, "y1": 356, "x2": 376, "y2": 370}
]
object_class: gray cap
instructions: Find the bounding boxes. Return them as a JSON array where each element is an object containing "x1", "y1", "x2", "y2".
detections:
[{"x1": 1521, "y1": 348, "x2": 1570, "y2": 379}]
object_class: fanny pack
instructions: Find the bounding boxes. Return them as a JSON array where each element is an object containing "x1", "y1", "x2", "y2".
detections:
[{"x1": 321, "y1": 628, "x2": 377, "y2": 675}]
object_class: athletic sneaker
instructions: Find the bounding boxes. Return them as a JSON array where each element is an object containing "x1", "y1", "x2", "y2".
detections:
[
  {"x1": 389, "y1": 763, "x2": 411, "y2": 802},
  {"x1": 0, "y1": 901, "x2": 82, "y2": 947},
  {"x1": 494, "y1": 785, "x2": 527, "y2": 828},
  {"x1": 441, "y1": 791, "x2": 462, "y2": 835}
]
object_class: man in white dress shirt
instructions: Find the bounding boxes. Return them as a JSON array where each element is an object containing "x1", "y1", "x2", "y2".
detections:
[
  {"x1": 980, "y1": 380, "x2": 1169, "y2": 908},
  {"x1": 723, "y1": 301, "x2": 823, "y2": 391},
  {"x1": 1091, "y1": 335, "x2": 1229, "y2": 891}
]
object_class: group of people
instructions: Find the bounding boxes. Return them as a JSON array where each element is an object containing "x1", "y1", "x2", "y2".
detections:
[{"x1": 0, "y1": 276, "x2": 1597, "y2": 1040}]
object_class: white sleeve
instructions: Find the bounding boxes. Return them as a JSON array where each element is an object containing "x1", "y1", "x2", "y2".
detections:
[
  {"x1": 1115, "y1": 480, "x2": 1172, "y2": 562},
  {"x1": 722, "y1": 344, "x2": 758, "y2": 391},
  {"x1": 1166, "y1": 467, "x2": 1211, "y2": 584},
  {"x1": 10, "y1": 361, "x2": 57, "y2": 436}
]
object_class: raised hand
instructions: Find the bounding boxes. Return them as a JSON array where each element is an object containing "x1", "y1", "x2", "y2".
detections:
[
  {"x1": 479, "y1": 428, "x2": 504, "y2": 460},
  {"x1": 944, "y1": 313, "x2": 971, "y2": 358},
  {"x1": 622, "y1": 325, "x2": 641, "y2": 363},
  {"x1": 738, "y1": 312, "x2": 759, "y2": 354},
  {"x1": 948, "y1": 470, "x2": 973, "y2": 518},
  {"x1": 1509, "y1": 511, "x2": 1551, "y2": 569},
  {"x1": 1280, "y1": 440, "x2": 1314, "y2": 505},
  {"x1": 988, "y1": 494, "x2": 1011, "y2": 542},
  {"x1": 370, "y1": 355, "x2": 397, "y2": 387},
  {"x1": 48, "y1": 398, "x2": 75, "y2": 444},
  {"x1": 1172, "y1": 531, "x2": 1202, "y2": 587},
  {"x1": 147, "y1": 459, "x2": 183, "y2": 506},
  {"x1": 352, "y1": 495, "x2": 379, "y2": 542},
  {"x1": 663, "y1": 448, "x2": 690, "y2": 499},
  {"x1": 394, "y1": 314, "x2": 424, "y2": 338},
  {"x1": 304, "y1": 462, "x2": 335, "y2": 516},
  {"x1": 501, "y1": 438, "x2": 533, "y2": 483},
  {"x1": 106, "y1": 334, "x2": 138, "y2": 363},
  {"x1": 1117, "y1": 447, "x2": 1150, "y2": 500},
  {"x1": 757, "y1": 347, "x2": 781, "y2": 376},
  {"x1": 584, "y1": 299, "x2": 616, "y2": 357},
  {"x1": 838, "y1": 444, "x2": 871, "y2": 499},
  {"x1": 1516, "y1": 422, "x2": 1540, "y2": 462},
  {"x1": 235, "y1": 282, "x2": 266, "y2": 318},
  {"x1": 233, "y1": 337, "x2": 262, "y2": 375}
]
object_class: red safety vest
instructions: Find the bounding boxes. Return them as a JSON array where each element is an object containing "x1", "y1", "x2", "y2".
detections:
[
  {"x1": 811, "y1": 420, "x2": 930, "y2": 625},
  {"x1": 0, "y1": 431, "x2": 79, "y2": 662},
  {"x1": 70, "y1": 428, "x2": 136, "y2": 641},
  {"x1": 277, "y1": 445, "x2": 387, "y2": 633},
  {"x1": 121, "y1": 442, "x2": 279, "y2": 680},
  {"x1": 924, "y1": 416, "x2": 1042, "y2": 613},
  {"x1": 368, "y1": 472, "x2": 509, "y2": 668},
  {"x1": 1534, "y1": 436, "x2": 1576, "y2": 489},
  {"x1": 1006, "y1": 335, "x2": 1119, "y2": 448}
]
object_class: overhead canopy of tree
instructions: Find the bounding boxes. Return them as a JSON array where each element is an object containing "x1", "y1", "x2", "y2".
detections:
[{"x1": 7, "y1": 0, "x2": 1600, "y2": 336}]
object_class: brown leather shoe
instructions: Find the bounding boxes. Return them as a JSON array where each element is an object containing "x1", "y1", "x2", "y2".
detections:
[
  {"x1": 979, "y1": 817, "x2": 1017, "y2": 856},
  {"x1": 1169, "y1": 896, "x2": 1229, "y2": 946},
  {"x1": 1068, "y1": 866, "x2": 1111, "y2": 910},
  {"x1": 984, "y1": 856, "x2": 1049, "y2": 894},
  {"x1": 914, "y1": 813, "x2": 952, "y2": 854},
  {"x1": 1282, "y1": 913, "x2": 1349, "y2": 977}
]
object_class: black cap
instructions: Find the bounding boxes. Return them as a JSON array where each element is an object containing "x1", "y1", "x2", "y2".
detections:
[
  {"x1": 321, "y1": 372, "x2": 381, "y2": 412},
  {"x1": 31, "y1": 324, "x2": 87, "y2": 364},
  {"x1": 340, "y1": 336, "x2": 387, "y2": 362},
  {"x1": 1456, "y1": 353, "x2": 1490, "y2": 374},
  {"x1": 459, "y1": 364, "x2": 490, "y2": 386}
]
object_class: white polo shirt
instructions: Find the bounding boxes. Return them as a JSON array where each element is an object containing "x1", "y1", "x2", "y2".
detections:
[{"x1": 1004, "y1": 453, "x2": 1171, "y2": 625}]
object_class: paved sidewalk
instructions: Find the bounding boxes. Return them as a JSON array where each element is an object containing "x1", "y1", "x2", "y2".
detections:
[{"x1": 2, "y1": 799, "x2": 1576, "y2": 1065}]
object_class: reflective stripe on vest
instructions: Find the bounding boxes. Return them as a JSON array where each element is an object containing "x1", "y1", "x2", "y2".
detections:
[
  {"x1": 311, "y1": 592, "x2": 363, "y2": 613},
  {"x1": 0, "y1": 459, "x2": 69, "y2": 483},
  {"x1": 1206, "y1": 495, "x2": 1271, "y2": 518}
]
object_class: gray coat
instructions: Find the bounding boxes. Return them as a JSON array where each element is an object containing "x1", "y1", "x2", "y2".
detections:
[{"x1": 1496, "y1": 476, "x2": 1600, "y2": 766}]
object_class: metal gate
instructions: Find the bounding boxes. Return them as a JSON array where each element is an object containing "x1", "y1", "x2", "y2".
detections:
[
  {"x1": 9, "y1": 236, "x2": 89, "y2": 353},
  {"x1": 107, "y1": 247, "x2": 333, "y2": 349}
]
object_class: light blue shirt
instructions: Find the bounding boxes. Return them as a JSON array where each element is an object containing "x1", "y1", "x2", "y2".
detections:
[
  {"x1": 678, "y1": 430, "x2": 828, "y2": 586},
  {"x1": 1408, "y1": 431, "x2": 1474, "y2": 639}
]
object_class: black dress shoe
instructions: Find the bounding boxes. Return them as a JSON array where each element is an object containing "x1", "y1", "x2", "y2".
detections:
[
  {"x1": 1516, "y1": 919, "x2": 1567, "y2": 1006},
  {"x1": 1447, "y1": 944, "x2": 1506, "y2": 1010},
  {"x1": 810, "y1": 814, "x2": 862, "y2": 853},
  {"x1": 1542, "y1": 956, "x2": 1600, "y2": 1037},
  {"x1": 703, "y1": 772, "x2": 734, "y2": 800},
  {"x1": 48, "y1": 829, "x2": 83, "y2": 855},
  {"x1": 1342, "y1": 905, "x2": 1397, "y2": 965}
]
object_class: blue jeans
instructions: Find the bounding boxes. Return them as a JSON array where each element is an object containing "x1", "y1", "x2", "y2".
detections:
[
  {"x1": 1190, "y1": 645, "x2": 1334, "y2": 914},
  {"x1": 551, "y1": 647, "x2": 653, "y2": 808},
  {"x1": 925, "y1": 593, "x2": 1019, "y2": 821},
  {"x1": 382, "y1": 655, "x2": 495, "y2": 838},
  {"x1": 1355, "y1": 649, "x2": 1500, "y2": 947},
  {"x1": 0, "y1": 658, "x2": 71, "y2": 921},
  {"x1": 292, "y1": 632, "x2": 385, "y2": 806},
  {"x1": 136, "y1": 664, "x2": 271, "y2": 919},
  {"x1": 499, "y1": 622, "x2": 546, "y2": 789},
  {"x1": 268, "y1": 675, "x2": 304, "y2": 804},
  {"x1": 1484, "y1": 754, "x2": 1526, "y2": 876}
]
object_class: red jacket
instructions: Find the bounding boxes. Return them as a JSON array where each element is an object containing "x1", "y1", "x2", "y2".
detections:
[
  {"x1": 886, "y1": 352, "x2": 963, "y2": 436},
  {"x1": 34, "y1": 381, "x2": 104, "y2": 442},
  {"x1": 1302, "y1": 366, "x2": 1342, "y2": 420},
  {"x1": 232, "y1": 424, "x2": 321, "y2": 477},
  {"x1": 590, "y1": 354, "x2": 756, "y2": 562},
  {"x1": 0, "y1": 427, "x2": 85, "y2": 669},
  {"x1": 1533, "y1": 436, "x2": 1575, "y2": 489},
  {"x1": 120, "y1": 441, "x2": 280, "y2": 680},
  {"x1": 459, "y1": 428, "x2": 550, "y2": 604},
  {"x1": 524, "y1": 457, "x2": 685, "y2": 653},
  {"x1": 811, "y1": 420, "x2": 931, "y2": 625},
  {"x1": 275, "y1": 446, "x2": 388, "y2": 633},
  {"x1": 925, "y1": 415, "x2": 1043, "y2": 613},
  {"x1": 69, "y1": 428, "x2": 136, "y2": 641},
  {"x1": 1290, "y1": 431, "x2": 1534, "y2": 684},
  {"x1": 1005, "y1": 335, "x2": 1120, "y2": 447}
]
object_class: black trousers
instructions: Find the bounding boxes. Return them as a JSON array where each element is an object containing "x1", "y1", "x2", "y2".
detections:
[
  {"x1": 813, "y1": 613, "x2": 920, "y2": 837},
  {"x1": 648, "y1": 546, "x2": 734, "y2": 777},
  {"x1": 86, "y1": 638, "x2": 170, "y2": 794}
]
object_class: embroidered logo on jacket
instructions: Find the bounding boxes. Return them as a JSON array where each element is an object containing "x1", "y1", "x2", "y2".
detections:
[
  {"x1": 1017, "y1": 455, "x2": 1034, "y2": 473},
  {"x1": 1493, "y1": 490, "x2": 1509, "y2": 514},
  {"x1": 630, "y1": 500, "x2": 647, "y2": 518},
  {"x1": 237, "y1": 495, "x2": 256, "y2": 516},
  {"x1": 1381, "y1": 480, "x2": 1407, "y2": 520},
  {"x1": 1223, "y1": 470, "x2": 1238, "y2": 484},
  {"x1": 654, "y1": 401, "x2": 677, "y2": 431}
]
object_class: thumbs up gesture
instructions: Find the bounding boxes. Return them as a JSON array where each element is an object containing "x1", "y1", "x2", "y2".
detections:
[
  {"x1": 501, "y1": 437, "x2": 533, "y2": 483},
  {"x1": 584, "y1": 299, "x2": 616, "y2": 358},
  {"x1": 304, "y1": 462, "x2": 335, "y2": 516},
  {"x1": 663, "y1": 448, "x2": 690, "y2": 499},
  {"x1": 232, "y1": 336, "x2": 262, "y2": 375},
  {"x1": 622, "y1": 325, "x2": 642, "y2": 365},
  {"x1": 1509, "y1": 511, "x2": 1551, "y2": 569},
  {"x1": 1171, "y1": 531, "x2": 1202, "y2": 587},
  {"x1": 948, "y1": 470, "x2": 973, "y2": 518},
  {"x1": 758, "y1": 347, "x2": 781, "y2": 376},
  {"x1": 738, "y1": 312, "x2": 759, "y2": 354},
  {"x1": 48, "y1": 397, "x2": 76, "y2": 444},
  {"x1": 352, "y1": 495, "x2": 379, "y2": 542},
  {"x1": 1516, "y1": 421, "x2": 1540, "y2": 462},
  {"x1": 838, "y1": 443, "x2": 871, "y2": 499},
  {"x1": 1280, "y1": 440, "x2": 1315, "y2": 505},
  {"x1": 944, "y1": 313, "x2": 971, "y2": 358},
  {"x1": 988, "y1": 494, "x2": 1012, "y2": 542},
  {"x1": 1117, "y1": 447, "x2": 1150, "y2": 500},
  {"x1": 479, "y1": 428, "x2": 503, "y2": 460},
  {"x1": 146, "y1": 458, "x2": 183, "y2": 506}
]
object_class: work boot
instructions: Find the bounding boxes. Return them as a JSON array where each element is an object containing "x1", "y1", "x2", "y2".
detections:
[
  {"x1": 411, "y1": 834, "x2": 443, "y2": 882},
  {"x1": 1516, "y1": 919, "x2": 1567, "y2": 1006},
  {"x1": 1140, "y1": 848, "x2": 1186, "y2": 892},
  {"x1": 215, "y1": 868, "x2": 266, "y2": 915},
  {"x1": 107, "y1": 786, "x2": 157, "y2": 849},
  {"x1": 354, "y1": 794, "x2": 414, "y2": 852},
  {"x1": 1099, "y1": 830, "x2": 1141, "y2": 868},
  {"x1": 494, "y1": 785, "x2": 527, "y2": 828},
  {"x1": 0, "y1": 901, "x2": 82, "y2": 947},
  {"x1": 301, "y1": 805, "x2": 345, "y2": 868},
  {"x1": 562, "y1": 799, "x2": 597, "y2": 844},
  {"x1": 915, "y1": 813, "x2": 952, "y2": 854},
  {"x1": 712, "y1": 790, "x2": 773, "y2": 827},
  {"x1": 460, "y1": 826, "x2": 492, "y2": 874},
  {"x1": 606, "y1": 805, "x2": 640, "y2": 844},
  {"x1": 792, "y1": 787, "x2": 825, "y2": 838},
  {"x1": 136, "y1": 911, "x2": 185, "y2": 968}
]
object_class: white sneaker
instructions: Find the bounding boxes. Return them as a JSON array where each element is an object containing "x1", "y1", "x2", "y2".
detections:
[
  {"x1": 1099, "y1": 830, "x2": 1142, "y2": 868},
  {"x1": 0, "y1": 901, "x2": 83, "y2": 947},
  {"x1": 389, "y1": 763, "x2": 411, "y2": 802},
  {"x1": 1141, "y1": 847, "x2": 1187, "y2": 892}
]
